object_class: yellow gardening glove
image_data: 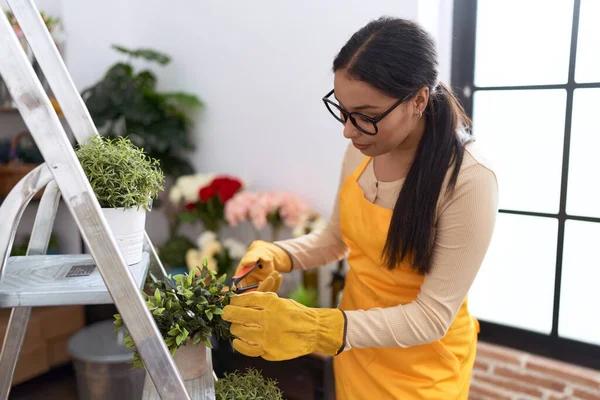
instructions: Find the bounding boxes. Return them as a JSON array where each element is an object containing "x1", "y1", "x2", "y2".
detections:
[
  {"x1": 233, "y1": 241, "x2": 292, "y2": 293},
  {"x1": 222, "y1": 292, "x2": 346, "y2": 361},
  {"x1": 255, "y1": 271, "x2": 283, "y2": 293}
]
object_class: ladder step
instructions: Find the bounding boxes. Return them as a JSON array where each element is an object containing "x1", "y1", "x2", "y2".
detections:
[{"x1": 0, "y1": 252, "x2": 150, "y2": 307}]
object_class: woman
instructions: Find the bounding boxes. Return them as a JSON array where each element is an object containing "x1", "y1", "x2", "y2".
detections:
[{"x1": 222, "y1": 16, "x2": 498, "y2": 399}]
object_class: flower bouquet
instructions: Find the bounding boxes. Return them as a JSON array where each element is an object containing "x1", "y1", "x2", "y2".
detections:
[
  {"x1": 225, "y1": 190, "x2": 309, "y2": 240},
  {"x1": 170, "y1": 174, "x2": 244, "y2": 233}
]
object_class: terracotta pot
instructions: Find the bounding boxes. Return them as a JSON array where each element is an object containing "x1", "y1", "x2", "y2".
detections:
[{"x1": 173, "y1": 342, "x2": 207, "y2": 380}]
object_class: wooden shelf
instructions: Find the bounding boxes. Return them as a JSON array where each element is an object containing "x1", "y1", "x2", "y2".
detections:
[{"x1": 0, "y1": 106, "x2": 18, "y2": 113}]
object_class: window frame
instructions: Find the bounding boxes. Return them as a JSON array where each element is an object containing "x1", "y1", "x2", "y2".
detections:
[{"x1": 451, "y1": 0, "x2": 600, "y2": 370}]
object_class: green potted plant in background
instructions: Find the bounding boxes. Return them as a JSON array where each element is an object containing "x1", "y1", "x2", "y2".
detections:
[
  {"x1": 287, "y1": 283, "x2": 319, "y2": 308},
  {"x1": 114, "y1": 261, "x2": 235, "y2": 384},
  {"x1": 215, "y1": 368, "x2": 283, "y2": 400},
  {"x1": 75, "y1": 135, "x2": 164, "y2": 264},
  {"x1": 81, "y1": 45, "x2": 202, "y2": 179}
]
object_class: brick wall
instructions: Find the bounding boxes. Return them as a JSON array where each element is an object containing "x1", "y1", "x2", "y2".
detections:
[{"x1": 470, "y1": 342, "x2": 600, "y2": 400}]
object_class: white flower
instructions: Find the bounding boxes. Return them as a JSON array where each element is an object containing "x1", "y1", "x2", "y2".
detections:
[
  {"x1": 169, "y1": 173, "x2": 216, "y2": 205},
  {"x1": 311, "y1": 216, "x2": 326, "y2": 231},
  {"x1": 223, "y1": 237, "x2": 247, "y2": 259},
  {"x1": 197, "y1": 230, "x2": 218, "y2": 251},
  {"x1": 185, "y1": 248, "x2": 218, "y2": 274},
  {"x1": 292, "y1": 211, "x2": 327, "y2": 237},
  {"x1": 168, "y1": 186, "x2": 182, "y2": 205}
]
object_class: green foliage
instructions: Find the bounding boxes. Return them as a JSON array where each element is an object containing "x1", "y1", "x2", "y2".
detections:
[
  {"x1": 157, "y1": 235, "x2": 196, "y2": 268},
  {"x1": 177, "y1": 195, "x2": 223, "y2": 232},
  {"x1": 11, "y1": 234, "x2": 58, "y2": 256},
  {"x1": 111, "y1": 45, "x2": 171, "y2": 65},
  {"x1": 287, "y1": 284, "x2": 319, "y2": 308},
  {"x1": 215, "y1": 368, "x2": 283, "y2": 400},
  {"x1": 75, "y1": 135, "x2": 164, "y2": 210},
  {"x1": 81, "y1": 45, "x2": 203, "y2": 178},
  {"x1": 114, "y1": 262, "x2": 235, "y2": 369}
]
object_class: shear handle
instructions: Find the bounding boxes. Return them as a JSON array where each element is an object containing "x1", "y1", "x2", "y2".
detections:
[{"x1": 231, "y1": 262, "x2": 263, "y2": 294}]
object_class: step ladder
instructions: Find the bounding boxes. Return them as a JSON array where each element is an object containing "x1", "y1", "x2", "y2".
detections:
[{"x1": 0, "y1": 1, "x2": 215, "y2": 398}]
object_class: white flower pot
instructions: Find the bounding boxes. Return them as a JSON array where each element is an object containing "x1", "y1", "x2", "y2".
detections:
[{"x1": 102, "y1": 207, "x2": 146, "y2": 265}]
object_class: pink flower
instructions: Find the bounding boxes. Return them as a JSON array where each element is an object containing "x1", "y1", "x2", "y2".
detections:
[
  {"x1": 278, "y1": 192, "x2": 309, "y2": 228},
  {"x1": 248, "y1": 190, "x2": 309, "y2": 230},
  {"x1": 227, "y1": 189, "x2": 310, "y2": 231},
  {"x1": 225, "y1": 191, "x2": 262, "y2": 226},
  {"x1": 249, "y1": 201, "x2": 269, "y2": 230}
]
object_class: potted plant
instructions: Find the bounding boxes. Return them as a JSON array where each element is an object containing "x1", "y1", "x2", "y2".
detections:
[
  {"x1": 81, "y1": 45, "x2": 202, "y2": 179},
  {"x1": 75, "y1": 135, "x2": 164, "y2": 265},
  {"x1": 113, "y1": 261, "x2": 235, "y2": 380},
  {"x1": 215, "y1": 368, "x2": 283, "y2": 400}
]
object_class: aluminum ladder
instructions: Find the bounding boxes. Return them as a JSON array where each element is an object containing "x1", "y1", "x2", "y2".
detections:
[{"x1": 0, "y1": 1, "x2": 214, "y2": 398}]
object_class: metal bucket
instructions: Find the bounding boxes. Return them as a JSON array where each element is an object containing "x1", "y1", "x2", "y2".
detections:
[{"x1": 68, "y1": 319, "x2": 145, "y2": 400}]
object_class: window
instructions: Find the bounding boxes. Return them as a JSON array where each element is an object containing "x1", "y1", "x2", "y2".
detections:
[{"x1": 452, "y1": 0, "x2": 600, "y2": 369}]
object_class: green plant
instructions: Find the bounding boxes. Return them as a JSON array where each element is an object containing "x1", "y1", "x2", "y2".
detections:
[
  {"x1": 113, "y1": 262, "x2": 235, "y2": 369},
  {"x1": 287, "y1": 284, "x2": 319, "y2": 308},
  {"x1": 11, "y1": 234, "x2": 58, "y2": 256},
  {"x1": 157, "y1": 235, "x2": 196, "y2": 269},
  {"x1": 215, "y1": 368, "x2": 283, "y2": 400},
  {"x1": 81, "y1": 45, "x2": 202, "y2": 178},
  {"x1": 75, "y1": 135, "x2": 164, "y2": 210}
]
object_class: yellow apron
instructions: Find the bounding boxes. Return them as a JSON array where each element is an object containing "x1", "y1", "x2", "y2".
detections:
[{"x1": 334, "y1": 157, "x2": 480, "y2": 400}]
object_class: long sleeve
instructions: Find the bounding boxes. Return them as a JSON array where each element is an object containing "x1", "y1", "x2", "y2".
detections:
[
  {"x1": 274, "y1": 143, "x2": 361, "y2": 270},
  {"x1": 342, "y1": 159, "x2": 499, "y2": 350}
]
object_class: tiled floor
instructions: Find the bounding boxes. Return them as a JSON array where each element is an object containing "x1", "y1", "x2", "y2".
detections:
[{"x1": 9, "y1": 364, "x2": 78, "y2": 400}]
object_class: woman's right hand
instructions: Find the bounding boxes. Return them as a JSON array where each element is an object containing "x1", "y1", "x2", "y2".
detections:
[{"x1": 233, "y1": 240, "x2": 292, "y2": 293}]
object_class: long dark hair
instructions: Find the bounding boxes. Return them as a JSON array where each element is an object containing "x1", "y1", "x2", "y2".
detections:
[{"x1": 333, "y1": 16, "x2": 472, "y2": 274}]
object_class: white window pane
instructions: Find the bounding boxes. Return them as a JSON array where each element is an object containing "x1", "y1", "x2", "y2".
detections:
[
  {"x1": 559, "y1": 220, "x2": 600, "y2": 346},
  {"x1": 474, "y1": 0, "x2": 574, "y2": 87},
  {"x1": 469, "y1": 214, "x2": 557, "y2": 334},
  {"x1": 567, "y1": 89, "x2": 600, "y2": 218},
  {"x1": 472, "y1": 90, "x2": 565, "y2": 213},
  {"x1": 575, "y1": 0, "x2": 600, "y2": 83}
]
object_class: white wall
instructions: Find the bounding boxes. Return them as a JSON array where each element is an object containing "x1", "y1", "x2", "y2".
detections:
[
  {"x1": 1, "y1": 0, "x2": 453, "y2": 303},
  {"x1": 5, "y1": 0, "x2": 452, "y2": 225},
  {"x1": 66, "y1": 1, "x2": 420, "y2": 220},
  {"x1": 2, "y1": 0, "x2": 453, "y2": 223}
]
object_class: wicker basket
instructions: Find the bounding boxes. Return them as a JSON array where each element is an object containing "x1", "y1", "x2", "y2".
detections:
[{"x1": 0, "y1": 131, "x2": 44, "y2": 200}]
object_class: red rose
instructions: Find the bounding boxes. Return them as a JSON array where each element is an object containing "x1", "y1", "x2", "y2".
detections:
[
  {"x1": 199, "y1": 184, "x2": 217, "y2": 202},
  {"x1": 185, "y1": 202, "x2": 196, "y2": 211},
  {"x1": 198, "y1": 176, "x2": 242, "y2": 204},
  {"x1": 218, "y1": 179, "x2": 242, "y2": 203},
  {"x1": 211, "y1": 176, "x2": 242, "y2": 203}
]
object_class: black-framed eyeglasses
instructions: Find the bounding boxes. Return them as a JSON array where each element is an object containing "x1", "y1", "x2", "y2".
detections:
[{"x1": 322, "y1": 89, "x2": 413, "y2": 135}]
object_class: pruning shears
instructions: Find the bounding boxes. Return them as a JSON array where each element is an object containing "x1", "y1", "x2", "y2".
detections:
[{"x1": 231, "y1": 261, "x2": 263, "y2": 294}]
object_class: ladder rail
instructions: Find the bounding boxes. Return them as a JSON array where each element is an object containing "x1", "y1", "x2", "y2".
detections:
[
  {"x1": 6, "y1": 0, "x2": 98, "y2": 144},
  {"x1": 0, "y1": 7, "x2": 190, "y2": 400},
  {"x1": 0, "y1": 164, "x2": 53, "y2": 281},
  {"x1": 6, "y1": 0, "x2": 171, "y2": 285},
  {"x1": 144, "y1": 232, "x2": 170, "y2": 281},
  {"x1": 26, "y1": 180, "x2": 61, "y2": 255},
  {"x1": 0, "y1": 179, "x2": 60, "y2": 399}
]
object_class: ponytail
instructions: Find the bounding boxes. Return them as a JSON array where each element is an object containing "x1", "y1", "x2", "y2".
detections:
[{"x1": 382, "y1": 82, "x2": 472, "y2": 274}]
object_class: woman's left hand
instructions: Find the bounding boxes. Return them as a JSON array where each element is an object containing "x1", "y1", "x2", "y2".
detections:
[{"x1": 222, "y1": 292, "x2": 346, "y2": 361}]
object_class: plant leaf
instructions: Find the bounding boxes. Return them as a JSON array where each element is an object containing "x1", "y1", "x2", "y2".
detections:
[{"x1": 212, "y1": 308, "x2": 223, "y2": 315}]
